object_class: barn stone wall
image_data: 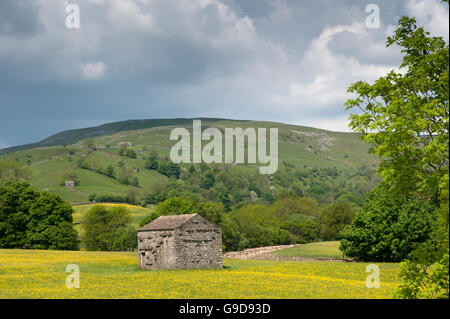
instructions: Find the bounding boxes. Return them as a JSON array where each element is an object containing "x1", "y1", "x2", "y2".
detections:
[
  {"x1": 138, "y1": 230, "x2": 177, "y2": 269},
  {"x1": 174, "y1": 215, "x2": 222, "y2": 269},
  {"x1": 138, "y1": 215, "x2": 222, "y2": 270}
]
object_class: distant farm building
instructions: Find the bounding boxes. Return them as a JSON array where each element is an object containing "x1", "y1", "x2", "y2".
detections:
[
  {"x1": 138, "y1": 214, "x2": 222, "y2": 270},
  {"x1": 65, "y1": 181, "x2": 75, "y2": 188},
  {"x1": 118, "y1": 142, "x2": 133, "y2": 147}
]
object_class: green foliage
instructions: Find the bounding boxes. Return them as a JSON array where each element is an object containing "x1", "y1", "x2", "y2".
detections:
[
  {"x1": 89, "y1": 194, "x2": 127, "y2": 203},
  {"x1": 201, "y1": 172, "x2": 215, "y2": 189},
  {"x1": 345, "y1": 4, "x2": 449, "y2": 297},
  {"x1": 83, "y1": 138, "x2": 95, "y2": 149},
  {"x1": 105, "y1": 164, "x2": 115, "y2": 178},
  {"x1": 112, "y1": 227, "x2": 137, "y2": 251},
  {"x1": 154, "y1": 196, "x2": 225, "y2": 224},
  {"x1": 395, "y1": 192, "x2": 449, "y2": 298},
  {"x1": 222, "y1": 196, "x2": 327, "y2": 250},
  {"x1": 340, "y1": 185, "x2": 435, "y2": 262},
  {"x1": 320, "y1": 202, "x2": 355, "y2": 240},
  {"x1": 0, "y1": 182, "x2": 78, "y2": 250},
  {"x1": 126, "y1": 149, "x2": 137, "y2": 159},
  {"x1": 0, "y1": 160, "x2": 30, "y2": 184},
  {"x1": 345, "y1": 16, "x2": 449, "y2": 198},
  {"x1": 0, "y1": 182, "x2": 40, "y2": 248},
  {"x1": 139, "y1": 212, "x2": 160, "y2": 227},
  {"x1": 32, "y1": 222, "x2": 79, "y2": 250},
  {"x1": 26, "y1": 192, "x2": 78, "y2": 249},
  {"x1": 184, "y1": 196, "x2": 329, "y2": 251},
  {"x1": 117, "y1": 168, "x2": 139, "y2": 186},
  {"x1": 118, "y1": 146, "x2": 126, "y2": 156},
  {"x1": 280, "y1": 214, "x2": 316, "y2": 243},
  {"x1": 157, "y1": 161, "x2": 180, "y2": 179},
  {"x1": 228, "y1": 205, "x2": 282, "y2": 248},
  {"x1": 82, "y1": 205, "x2": 132, "y2": 251},
  {"x1": 395, "y1": 253, "x2": 449, "y2": 299},
  {"x1": 155, "y1": 196, "x2": 197, "y2": 216},
  {"x1": 144, "y1": 157, "x2": 159, "y2": 170}
]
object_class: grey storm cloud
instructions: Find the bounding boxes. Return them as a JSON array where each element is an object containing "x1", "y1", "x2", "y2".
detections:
[
  {"x1": 0, "y1": 0, "x2": 43, "y2": 37},
  {"x1": 0, "y1": 0, "x2": 448, "y2": 148}
]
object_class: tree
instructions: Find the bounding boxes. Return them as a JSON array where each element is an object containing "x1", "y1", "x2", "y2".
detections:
[
  {"x1": 340, "y1": 185, "x2": 435, "y2": 262},
  {"x1": 0, "y1": 182, "x2": 78, "y2": 250},
  {"x1": 155, "y1": 196, "x2": 197, "y2": 216},
  {"x1": 157, "y1": 161, "x2": 180, "y2": 179},
  {"x1": 105, "y1": 164, "x2": 115, "y2": 178},
  {"x1": 345, "y1": 16, "x2": 449, "y2": 199},
  {"x1": 83, "y1": 138, "x2": 95, "y2": 149},
  {"x1": 125, "y1": 187, "x2": 138, "y2": 204},
  {"x1": 145, "y1": 157, "x2": 159, "y2": 170},
  {"x1": 82, "y1": 205, "x2": 132, "y2": 251},
  {"x1": 0, "y1": 182, "x2": 39, "y2": 248},
  {"x1": 126, "y1": 149, "x2": 137, "y2": 158},
  {"x1": 0, "y1": 160, "x2": 30, "y2": 184},
  {"x1": 345, "y1": 2, "x2": 449, "y2": 297},
  {"x1": 201, "y1": 172, "x2": 215, "y2": 189},
  {"x1": 26, "y1": 192, "x2": 78, "y2": 250},
  {"x1": 139, "y1": 212, "x2": 160, "y2": 227},
  {"x1": 320, "y1": 202, "x2": 355, "y2": 240},
  {"x1": 112, "y1": 227, "x2": 137, "y2": 251},
  {"x1": 37, "y1": 222, "x2": 79, "y2": 250}
]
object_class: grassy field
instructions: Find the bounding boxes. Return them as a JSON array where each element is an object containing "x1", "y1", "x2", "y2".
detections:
[
  {"x1": 0, "y1": 249, "x2": 401, "y2": 299},
  {"x1": 273, "y1": 241, "x2": 344, "y2": 259},
  {"x1": 72, "y1": 203, "x2": 155, "y2": 234}
]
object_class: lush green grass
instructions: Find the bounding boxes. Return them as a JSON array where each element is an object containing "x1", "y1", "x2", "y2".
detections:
[
  {"x1": 72, "y1": 203, "x2": 155, "y2": 235},
  {"x1": 273, "y1": 241, "x2": 344, "y2": 259},
  {"x1": 0, "y1": 249, "x2": 400, "y2": 299}
]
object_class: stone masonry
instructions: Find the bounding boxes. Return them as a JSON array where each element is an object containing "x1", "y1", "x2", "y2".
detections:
[{"x1": 138, "y1": 213, "x2": 222, "y2": 270}]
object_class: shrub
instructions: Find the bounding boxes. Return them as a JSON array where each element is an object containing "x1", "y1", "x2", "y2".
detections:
[
  {"x1": 340, "y1": 186, "x2": 435, "y2": 261},
  {"x1": 82, "y1": 205, "x2": 132, "y2": 251},
  {"x1": 113, "y1": 227, "x2": 137, "y2": 251},
  {"x1": 320, "y1": 202, "x2": 355, "y2": 240},
  {"x1": 395, "y1": 254, "x2": 449, "y2": 299},
  {"x1": 157, "y1": 161, "x2": 180, "y2": 179}
]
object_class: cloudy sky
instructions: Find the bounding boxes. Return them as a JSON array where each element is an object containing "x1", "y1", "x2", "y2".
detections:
[{"x1": 0, "y1": 0, "x2": 448, "y2": 148}]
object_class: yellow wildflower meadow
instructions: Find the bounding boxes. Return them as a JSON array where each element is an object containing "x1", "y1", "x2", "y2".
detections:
[{"x1": 0, "y1": 249, "x2": 401, "y2": 299}]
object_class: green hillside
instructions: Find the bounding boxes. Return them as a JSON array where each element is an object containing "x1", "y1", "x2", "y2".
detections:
[{"x1": 0, "y1": 118, "x2": 380, "y2": 205}]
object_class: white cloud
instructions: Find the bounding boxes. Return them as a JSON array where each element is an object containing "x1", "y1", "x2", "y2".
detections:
[
  {"x1": 406, "y1": 0, "x2": 449, "y2": 39},
  {"x1": 287, "y1": 22, "x2": 396, "y2": 108},
  {"x1": 305, "y1": 116, "x2": 352, "y2": 132},
  {"x1": 81, "y1": 61, "x2": 105, "y2": 80},
  {"x1": 106, "y1": 0, "x2": 155, "y2": 31}
]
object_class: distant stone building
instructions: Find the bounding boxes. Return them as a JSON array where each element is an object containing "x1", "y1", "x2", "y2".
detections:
[
  {"x1": 138, "y1": 214, "x2": 222, "y2": 270},
  {"x1": 118, "y1": 142, "x2": 133, "y2": 147},
  {"x1": 65, "y1": 181, "x2": 75, "y2": 188}
]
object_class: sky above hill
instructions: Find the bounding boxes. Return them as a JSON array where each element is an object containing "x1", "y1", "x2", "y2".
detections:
[{"x1": 0, "y1": 0, "x2": 448, "y2": 148}]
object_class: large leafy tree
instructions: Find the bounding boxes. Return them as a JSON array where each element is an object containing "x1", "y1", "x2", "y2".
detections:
[
  {"x1": 345, "y1": 1, "x2": 449, "y2": 298},
  {"x1": 82, "y1": 205, "x2": 132, "y2": 251},
  {"x1": 0, "y1": 182, "x2": 39, "y2": 248},
  {"x1": 0, "y1": 182, "x2": 78, "y2": 250},
  {"x1": 345, "y1": 16, "x2": 449, "y2": 200},
  {"x1": 340, "y1": 185, "x2": 434, "y2": 262},
  {"x1": 26, "y1": 192, "x2": 78, "y2": 250}
]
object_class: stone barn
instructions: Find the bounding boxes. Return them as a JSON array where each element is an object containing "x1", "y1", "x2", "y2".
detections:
[{"x1": 138, "y1": 214, "x2": 222, "y2": 270}]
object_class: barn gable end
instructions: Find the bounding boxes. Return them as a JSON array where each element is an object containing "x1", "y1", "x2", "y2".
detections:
[{"x1": 138, "y1": 214, "x2": 222, "y2": 270}]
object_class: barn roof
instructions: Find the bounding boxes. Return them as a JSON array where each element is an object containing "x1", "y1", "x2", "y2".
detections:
[{"x1": 138, "y1": 214, "x2": 197, "y2": 231}]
